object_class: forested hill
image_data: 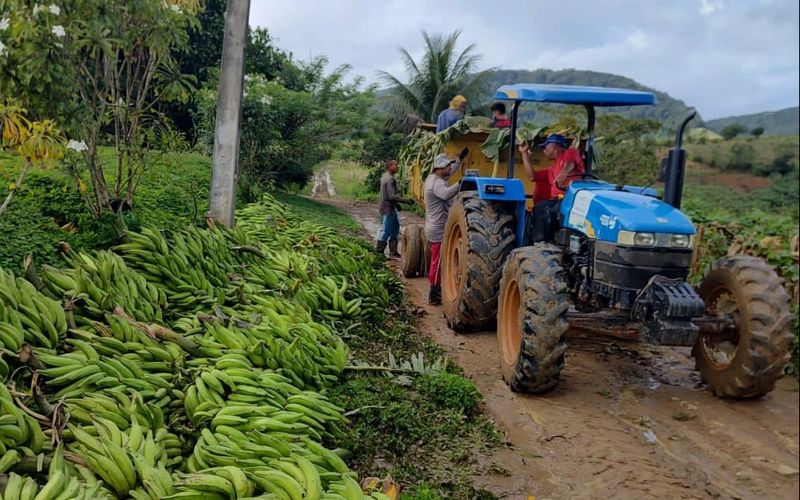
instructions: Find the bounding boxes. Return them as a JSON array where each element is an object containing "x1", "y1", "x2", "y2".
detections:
[
  {"x1": 704, "y1": 107, "x2": 799, "y2": 136},
  {"x1": 480, "y1": 69, "x2": 700, "y2": 131}
]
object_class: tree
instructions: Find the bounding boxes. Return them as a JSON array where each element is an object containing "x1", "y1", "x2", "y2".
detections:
[
  {"x1": 593, "y1": 115, "x2": 661, "y2": 185},
  {"x1": 377, "y1": 30, "x2": 490, "y2": 124},
  {"x1": 751, "y1": 126, "x2": 765, "y2": 138},
  {"x1": 720, "y1": 123, "x2": 746, "y2": 140},
  {"x1": 0, "y1": 0, "x2": 200, "y2": 231},
  {"x1": 196, "y1": 60, "x2": 375, "y2": 198}
]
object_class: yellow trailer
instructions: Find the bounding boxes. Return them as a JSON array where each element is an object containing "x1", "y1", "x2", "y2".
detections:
[{"x1": 399, "y1": 123, "x2": 552, "y2": 278}]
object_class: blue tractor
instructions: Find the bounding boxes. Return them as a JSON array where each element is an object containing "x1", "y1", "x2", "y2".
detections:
[{"x1": 440, "y1": 84, "x2": 793, "y2": 398}]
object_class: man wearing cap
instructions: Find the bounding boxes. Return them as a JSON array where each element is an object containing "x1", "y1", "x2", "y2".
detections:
[
  {"x1": 436, "y1": 95, "x2": 467, "y2": 132},
  {"x1": 518, "y1": 133, "x2": 585, "y2": 243},
  {"x1": 424, "y1": 150, "x2": 466, "y2": 305}
]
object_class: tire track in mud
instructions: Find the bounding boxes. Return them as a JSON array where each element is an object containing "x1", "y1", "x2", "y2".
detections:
[{"x1": 321, "y1": 198, "x2": 800, "y2": 500}]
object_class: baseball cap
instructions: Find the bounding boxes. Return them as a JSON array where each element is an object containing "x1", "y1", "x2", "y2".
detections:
[
  {"x1": 539, "y1": 133, "x2": 568, "y2": 148},
  {"x1": 433, "y1": 154, "x2": 454, "y2": 170}
]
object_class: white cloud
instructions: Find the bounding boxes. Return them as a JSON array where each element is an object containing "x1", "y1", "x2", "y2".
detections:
[
  {"x1": 626, "y1": 30, "x2": 650, "y2": 51},
  {"x1": 250, "y1": 0, "x2": 798, "y2": 119},
  {"x1": 700, "y1": 0, "x2": 724, "y2": 15}
]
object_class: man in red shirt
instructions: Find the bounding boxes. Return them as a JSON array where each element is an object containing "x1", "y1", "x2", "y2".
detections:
[{"x1": 518, "y1": 133, "x2": 585, "y2": 242}]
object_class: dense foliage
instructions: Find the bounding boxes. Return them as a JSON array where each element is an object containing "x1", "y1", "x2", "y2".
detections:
[
  {"x1": 0, "y1": 0, "x2": 201, "y2": 218},
  {"x1": 195, "y1": 66, "x2": 376, "y2": 197}
]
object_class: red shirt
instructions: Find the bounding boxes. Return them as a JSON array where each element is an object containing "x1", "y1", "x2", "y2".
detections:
[
  {"x1": 545, "y1": 148, "x2": 585, "y2": 199},
  {"x1": 492, "y1": 117, "x2": 512, "y2": 128}
]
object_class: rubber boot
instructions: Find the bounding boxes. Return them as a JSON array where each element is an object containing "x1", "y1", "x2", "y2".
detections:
[
  {"x1": 428, "y1": 285, "x2": 442, "y2": 305},
  {"x1": 375, "y1": 240, "x2": 387, "y2": 256},
  {"x1": 388, "y1": 240, "x2": 401, "y2": 259}
]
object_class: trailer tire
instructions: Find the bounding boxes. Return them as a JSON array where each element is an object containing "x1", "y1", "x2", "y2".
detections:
[
  {"x1": 497, "y1": 245, "x2": 569, "y2": 393},
  {"x1": 693, "y1": 255, "x2": 793, "y2": 398},
  {"x1": 442, "y1": 191, "x2": 516, "y2": 331},
  {"x1": 400, "y1": 224, "x2": 424, "y2": 278}
]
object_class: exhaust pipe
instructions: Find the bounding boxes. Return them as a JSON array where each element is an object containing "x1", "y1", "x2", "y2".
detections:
[{"x1": 663, "y1": 111, "x2": 696, "y2": 209}]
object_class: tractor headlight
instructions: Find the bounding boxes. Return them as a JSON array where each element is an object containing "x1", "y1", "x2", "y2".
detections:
[
  {"x1": 617, "y1": 230, "x2": 693, "y2": 248},
  {"x1": 634, "y1": 232, "x2": 655, "y2": 246},
  {"x1": 669, "y1": 234, "x2": 693, "y2": 248}
]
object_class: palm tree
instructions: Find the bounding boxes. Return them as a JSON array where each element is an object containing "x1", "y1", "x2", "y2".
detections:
[{"x1": 378, "y1": 30, "x2": 490, "y2": 125}]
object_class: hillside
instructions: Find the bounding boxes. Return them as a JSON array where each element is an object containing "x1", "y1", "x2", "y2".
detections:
[
  {"x1": 704, "y1": 107, "x2": 799, "y2": 136},
  {"x1": 476, "y1": 69, "x2": 701, "y2": 131}
]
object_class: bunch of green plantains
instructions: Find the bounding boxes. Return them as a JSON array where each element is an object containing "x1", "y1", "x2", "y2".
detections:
[{"x1": 0, "y1": 193, "x2": 401, "y2": 499}]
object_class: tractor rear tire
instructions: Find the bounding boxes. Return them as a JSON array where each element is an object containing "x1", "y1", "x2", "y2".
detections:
[
  {"x1": 693, "y1": 255, "x2": 793, "y2": 398},
  {"x1": 497, "y1": 245, "x2": 569, "y2": 393},
  {"x1": 442, "y1": 192, "x2": 516, "y2": 331},
  {"x1": 400, "y1": 224, "x2": 424, "y2": 278}
]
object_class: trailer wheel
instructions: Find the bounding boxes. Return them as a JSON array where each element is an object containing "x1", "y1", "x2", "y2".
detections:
[
  {"x1": 400, "y1": 224, "x2": 424, "y2": 278},
  {"x1": 442, "y1": 192, "x2": 516, "y2": 331},
  {"x1": 497, "y1": 245, "x2": 569, "y2": 393},
  {"x1": 693, "y1": 255, "x2": 793, "y2": 398}
]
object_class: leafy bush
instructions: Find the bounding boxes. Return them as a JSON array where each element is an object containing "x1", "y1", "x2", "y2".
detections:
[
  {"x1": 415, "y1": 372, "x2": 480, "y2": 414},
  {"x1": 0, "y1": 149, "x2": 210, "y2": 272},
  {"x1": 196, "y1": 66, "x2": 376, "y2": 200}
]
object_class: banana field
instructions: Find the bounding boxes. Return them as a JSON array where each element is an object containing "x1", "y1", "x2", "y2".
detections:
[{"x1": 0, "y1": 193, "x2": 403, "y2": 499}]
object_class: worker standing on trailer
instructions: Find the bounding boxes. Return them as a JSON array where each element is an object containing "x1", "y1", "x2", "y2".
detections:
[
  {"x1": 436, "y1": 95, "x2": 467, "y2": 132},
  {"x1": 518, "y1": 133, "x2": 584, "y2": 243},
  {"x1": 424, "y1": 150, "x2": 467, "y2": 304}
]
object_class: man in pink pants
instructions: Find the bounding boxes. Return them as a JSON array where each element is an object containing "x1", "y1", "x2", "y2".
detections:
[{"x1": 423, "y1": 151, "x2": 465, "y2": 305}]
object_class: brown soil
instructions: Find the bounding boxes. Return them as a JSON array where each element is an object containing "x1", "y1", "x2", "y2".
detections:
[{"x1": 324, "y1": 198, "x2": 800, "y2": 500}]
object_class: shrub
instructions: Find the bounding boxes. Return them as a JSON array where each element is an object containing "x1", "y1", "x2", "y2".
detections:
[{"x1": 415, "y1": 372, "x2": 480, "y2": 414}]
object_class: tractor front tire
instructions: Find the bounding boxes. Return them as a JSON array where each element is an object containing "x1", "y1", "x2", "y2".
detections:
[
  {"x1": 400, "y1": 224, "x2": 424, "y2": 278},
  {"x1": 693, "y1": 255, "x2": 793, "y2": 398},
  {"x1": 442, "y1": 192, "x2": 516, "y2": 331},
  {"x1": 497, "y1": 245, "x2": 569, "y2": 393}
]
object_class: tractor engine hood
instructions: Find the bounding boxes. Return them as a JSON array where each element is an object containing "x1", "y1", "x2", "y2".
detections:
[{"x1": 561, "y1": 182, "x2": 695, "y2": 243}]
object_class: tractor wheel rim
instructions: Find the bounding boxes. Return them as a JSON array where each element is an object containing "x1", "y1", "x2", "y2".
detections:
[
  {"x1": 443, "y1": 223, "x2": 462, "y2": 301},
  {"x1": 499, "y1": 278, "x2": 522, "y2": 368},
  {"x1": 701, "y1": 286, "x2": 741, "y2": 370}
]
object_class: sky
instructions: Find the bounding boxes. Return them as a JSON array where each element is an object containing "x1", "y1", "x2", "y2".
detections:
[{"x1": 249, "y1": 0, "x2": 799, "y2": 120}]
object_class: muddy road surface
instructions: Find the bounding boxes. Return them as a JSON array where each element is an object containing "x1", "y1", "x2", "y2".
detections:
[{"x1": 323, "y1": 198, "x2": 800, "y2": 500}]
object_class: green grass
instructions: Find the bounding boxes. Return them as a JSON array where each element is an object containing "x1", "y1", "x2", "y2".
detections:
[
  {"x1": 684, "y1": 135, "x2": 799, "y2": 176},
  {"x1": 272, "y1": 192, "x2": 361, "y2": 232},
  {"x1": 0, "y1": 147, "x2": 210, "y2": 272},
  {"x1": 329, "y1": 306, "x2": 501, "y2": 499}
]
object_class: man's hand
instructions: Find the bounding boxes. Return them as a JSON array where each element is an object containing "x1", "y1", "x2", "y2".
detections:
[
  {"x1": 517, "y1": 140, "x2": 529, "y2": 154},
  {"x1": 459, "y1": 147, "x2": 469, "y2": 161}
]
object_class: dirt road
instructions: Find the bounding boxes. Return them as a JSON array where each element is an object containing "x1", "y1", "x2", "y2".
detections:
[{"x1": 324, "y1": 198, "x2": 800, "y2": 500}]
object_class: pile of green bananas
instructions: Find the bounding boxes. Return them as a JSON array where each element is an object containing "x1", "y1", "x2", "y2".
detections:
[
  {"x1": 40, "y1": 251, "x2": 167, "y2": 323},
  {"x1": 1, "y1": 445, "x2": 114, "y2": 500},
  {"x1": 0, "y1": 194, "x2": 401, "y2": 499},
  {"x1": 0, "y1": 269, "x2": 66, "y2": 351}
]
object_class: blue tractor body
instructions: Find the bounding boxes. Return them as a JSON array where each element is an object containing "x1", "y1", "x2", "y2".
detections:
[
  {"x1": 441, "y1": 83, "x2": 793, "y2": 398},
  {"x1": 453, "y1": 83, "x2": 705, "y2": 346},
  {"x1": 559, "y1": 181, "x2": 695, "y2": 242}
]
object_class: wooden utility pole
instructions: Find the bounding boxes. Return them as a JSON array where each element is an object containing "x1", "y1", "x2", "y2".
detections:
[{"x1": 209, "y1": 0, "x2": 251, "y2": 227}]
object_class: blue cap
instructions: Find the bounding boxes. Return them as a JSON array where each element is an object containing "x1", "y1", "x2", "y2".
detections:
[{"x1": 540, "y1": 133, "x2": 568, "y2": 148}]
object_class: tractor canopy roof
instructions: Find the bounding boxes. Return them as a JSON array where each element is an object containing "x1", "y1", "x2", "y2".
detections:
[{"x1": 494, "y1": 84, "x2": 657, "y2": 107}]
